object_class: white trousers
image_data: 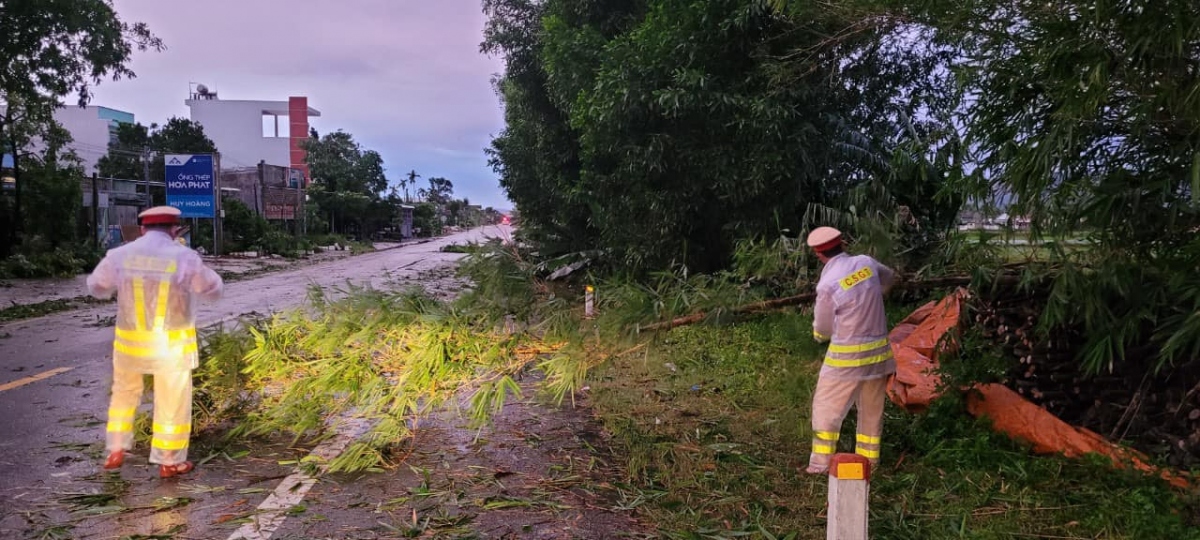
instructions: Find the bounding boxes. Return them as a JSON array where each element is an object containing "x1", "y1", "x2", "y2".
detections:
[
  {"x1": 106, "y1": 366, "x2": 193, "y2": 465},
  {"x1": 808, "y1": 375, "x2": 887, "y2": 471}
]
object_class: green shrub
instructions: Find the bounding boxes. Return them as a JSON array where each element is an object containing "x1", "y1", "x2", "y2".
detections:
[
  {"x1": 307, "y1": 233, "x2": 349, "y2": 247},
  {"x1": 0, "y1": 243, "x2": 101, "y2": 279},
  {"x1": 254, "y1": 229, "x2": 311, "y2": 259}
]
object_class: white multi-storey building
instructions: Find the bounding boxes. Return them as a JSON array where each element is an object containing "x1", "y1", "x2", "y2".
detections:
[{"x1": 184, "y1": 86, "x2": 321, "y2": 184}]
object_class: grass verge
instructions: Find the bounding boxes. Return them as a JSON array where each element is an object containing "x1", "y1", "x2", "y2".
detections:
[{"x1": 588, "y1": 312, "x2": 1200, "y2": 539}]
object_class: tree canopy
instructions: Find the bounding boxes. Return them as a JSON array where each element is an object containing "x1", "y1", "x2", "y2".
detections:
[
  {"x1": 303, "y1": 130, "x2": 394, "y2": 237},
  {"x1": 896, "y1": 0, "x2": 1200, "y2": 372},
  {"x1": 97, "y1": 117, "x2": 216, "y2": 182},
  {"x1": 484, "y1": 0, "x2": 1200, "y2": 372},
  {"x1": 0, "y1": 0, "x2": 162, "y2": 256},
  {"x1": 483, "y1": 0, "x2": 959, "y2": 272}
]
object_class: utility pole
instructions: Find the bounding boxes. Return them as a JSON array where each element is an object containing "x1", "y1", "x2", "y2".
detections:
[
  {"x1": 142, "y1": 147, "x2": 151, "y2": 209},
  {"x1": 214, "y1": 152, "x2": 222, "y2": 256},
  {"x1": 91, "y1": 173, "x2": 100, "y2": 249}
]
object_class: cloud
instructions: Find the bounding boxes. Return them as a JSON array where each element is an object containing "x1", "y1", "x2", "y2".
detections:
[{"x1": 90, "y1": 0, "x2": 509, "y2": 209}]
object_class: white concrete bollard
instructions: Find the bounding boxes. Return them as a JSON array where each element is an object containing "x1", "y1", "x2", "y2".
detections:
[
  {"x1": 827, "y1": 453, "x2": 871, "y2": 540},
  {"x1": 584, "y1": 285, "x2": 595, "y2": 319}
]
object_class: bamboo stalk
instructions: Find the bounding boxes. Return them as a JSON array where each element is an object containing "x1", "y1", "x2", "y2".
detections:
[
  {"x1": 639, "y1": 275, "x2": 1021, "y2": 332},
  {"x1": 639, "y1": 292, "x2": 818, "y2": 332}
]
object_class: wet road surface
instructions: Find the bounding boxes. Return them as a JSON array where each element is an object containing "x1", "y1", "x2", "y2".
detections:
[{"x1": 0, "y1": 226, "x2": 648, "y2": 540}]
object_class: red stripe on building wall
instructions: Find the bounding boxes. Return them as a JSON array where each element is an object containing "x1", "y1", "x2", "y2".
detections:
[{"x1": 288, "y1": 97, "x2": 310, "y2": 186}]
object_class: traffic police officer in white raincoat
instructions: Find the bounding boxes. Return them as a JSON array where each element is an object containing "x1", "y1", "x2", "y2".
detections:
[
  {"x1": 804, "y1": 227, "x2": 896, "y2": 474},
  {"x1": 87, "y1": 206, "x2": 223, "y2": 478}
]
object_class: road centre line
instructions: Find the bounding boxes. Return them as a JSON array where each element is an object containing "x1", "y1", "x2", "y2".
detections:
[{"x1": 0, "y1": 367, "x2": 76, "y2": 393}]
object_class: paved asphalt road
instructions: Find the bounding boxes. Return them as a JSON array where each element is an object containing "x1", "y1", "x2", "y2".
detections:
[{"x1": 0, "y1": 226, "x2": 512, "y2": 539}]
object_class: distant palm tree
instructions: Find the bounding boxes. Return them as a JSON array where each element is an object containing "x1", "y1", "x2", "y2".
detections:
[{"x1": 405, "y1": 170, "x2": 421, "y2": 203}]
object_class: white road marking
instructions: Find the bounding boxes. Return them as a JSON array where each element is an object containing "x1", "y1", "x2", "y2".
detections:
[{"x1": 226, "y1": 416, "x2": 374, "y2": 540}]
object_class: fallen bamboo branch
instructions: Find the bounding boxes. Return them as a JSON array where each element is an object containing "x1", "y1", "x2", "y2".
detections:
[
  {"x1": 637, "y1": 274, "x2": 1024, "y2": 332},
  {"x1": 639, "y1": 292, "x2": 817, "y2": 332}
]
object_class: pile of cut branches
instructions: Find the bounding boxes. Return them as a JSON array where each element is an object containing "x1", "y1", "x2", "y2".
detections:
[{"x1": 194, "y1": 284, "x2": 567, "y2": 473}]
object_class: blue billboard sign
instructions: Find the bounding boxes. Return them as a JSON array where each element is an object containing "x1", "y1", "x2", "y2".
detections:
[{"x1": 165, "y1": 154, "x2": 215, "y2": 218}]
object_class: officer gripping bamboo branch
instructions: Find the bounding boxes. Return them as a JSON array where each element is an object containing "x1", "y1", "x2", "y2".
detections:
[{"x1": 804, "y1": 227, "x2": 896, "y2": 475}]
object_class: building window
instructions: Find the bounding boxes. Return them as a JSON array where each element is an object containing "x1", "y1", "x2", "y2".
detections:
[{"x1": 262, "y1": 114, "x2": 289, "y2": 138}]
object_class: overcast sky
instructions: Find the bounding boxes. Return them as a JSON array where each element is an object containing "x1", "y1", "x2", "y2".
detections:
[{"x1": 90, "y1": 0, "x2": 510, "y2": 210}]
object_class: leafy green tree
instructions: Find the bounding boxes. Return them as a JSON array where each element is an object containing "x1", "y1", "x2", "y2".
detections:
[
  {"x1": 404, "y1": 169, "x2": 420, "y2": 203},
  {"x1": 900, "y1": 0, "x2": 1200, "y2": 372},
  {"x1": 22, "y1": 123, "x2": 85, "y2": 248},
  {"x1": 153, "y1": 118, "x2": 216, "y2": 159},
  {"x1": 445, "y1": 199, "x2": 465, "y2": 227},
  {"x1": 96, "y1": 122, "x2": 149, "y2": 180},
  {"x1": 220, "y1": 197, "x2": 268, "y2": 253},
  {"x1": 420, "y1": 177, "x2": 454, "y2": 206},
  {"x1": 483, "y1": 0, "x2": 601, "y2": 259},
  {"x1": 303, "y1": 130, "x2": 393, "y2": 237},
  {"x1": 0, "y1": 0, "x2": 162, "y2": 256},
  {"x1": 484, "y1": 0, "x2": 959, "y2": 272},
  {"x1": 98, "y1": 117, "x2": 216, "y2": 186},
  {"x1": 303, "y1": 131, "x2": 387, "y2": 195},
  {"x1": 412, "y1": 202, "x2": 443, "y2": 237}
]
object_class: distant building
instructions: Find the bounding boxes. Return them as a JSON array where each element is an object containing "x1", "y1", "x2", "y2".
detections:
[
  {"x1": 957, "y1": 209, "x2": 1031, "y2": 231},
  {"x1": 398, "y1": 205, "x2": 414, "y2": 239},
  {"x1": 221, "y1": 163, "x2": 308, "y2": 233},
  {"x1": 185, "y1": 85, "x2": 320, "y2": 184},
  {"x1": 54, "y1": 105, "x2": 136, "y2": 173},
  {"x1": 0, "y1": 104, "x2": 136, "y2": 177}
]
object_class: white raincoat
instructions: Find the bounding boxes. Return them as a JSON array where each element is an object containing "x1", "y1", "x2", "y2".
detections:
[
  {"x1": 87, "y1": 230, "x2": 223, "y2": 465},
  {"x1": 812, "y1": 253, "x2": 896, "y2": 380},
  {"x1": 807, "y1": 252, "x2": 895, "y2": 470}
]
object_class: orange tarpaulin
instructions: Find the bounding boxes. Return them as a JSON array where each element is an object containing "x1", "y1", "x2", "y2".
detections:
[
  {"x1": 886, "y1": 289, "x2": 966, "y2": 412},
  {"x1": 886, "y1": 287, "x2": 1191, "y2": 489}
]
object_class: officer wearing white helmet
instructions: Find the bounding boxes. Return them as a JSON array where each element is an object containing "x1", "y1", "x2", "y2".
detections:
[
  {"x1": 86, "y1": 206, "x2": 223, "y2": 478},
  {"x1": 804, "y1": 226, "x2": 895, "y2": 474}
]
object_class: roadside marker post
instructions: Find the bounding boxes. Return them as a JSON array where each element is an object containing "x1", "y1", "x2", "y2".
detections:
[
  {"x1": 827, "y1": 453, "x2": 871, "y2": 540},
  {"x1": 584, "y1": 285, "x2": 595, "y2": 319}
]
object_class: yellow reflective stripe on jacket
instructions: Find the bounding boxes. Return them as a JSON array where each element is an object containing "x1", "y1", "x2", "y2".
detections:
[
  {"x1": 823, "y1": 350, "x2": 893, "y2": 368},
  {"x1": 152, "y1": 422, "x2": 191, "y2": 435},
  {"x1": 828, "y1": 338, "x2": 889, "y2": 354},
  {"x1": 153, "y1": 278, "x2": 171, "y2": 331},
  {"x1": 812, "y1": 441, "x2": 837, "y2": 454},
  {"x1": 132, "y1": 277, "x2": 148, "y2": 331},
  {"x1": 856, "y1": 447, "x2": 880, "y2": 459},
  {"x1": 815, "y1": 431, "x2": 839, "y2": 441},
  {"x1": 116, "y1": 327, "x2": 196, "y2": 342},
  {"x1": 106, "y1": 421, "x2": 134, "y2": 432},
  {"x1": 129, "y1": 260, "x2": 175, "y2": 332},
  {"x1": 151, "y1": 437, "x2": 189, "y2": 450},
  {"x1": 114, "y1": 340, "x2": 199, "y2": 358},
  {"x1": 813, "y1": 330, "x2": 830, "y2": 342},
  {"x1": 856, "y1": 434, "x2": 881, "y2": 445}
]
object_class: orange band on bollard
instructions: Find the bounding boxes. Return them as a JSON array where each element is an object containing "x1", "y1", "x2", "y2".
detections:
[{"x1": 830, "y1": 453, "x2": 872, "y2": 480}]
